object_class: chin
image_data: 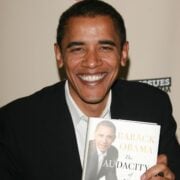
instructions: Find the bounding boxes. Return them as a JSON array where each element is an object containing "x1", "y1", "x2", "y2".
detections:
[
  {"x1": 82, "y1": 96, "x2": 105, "y2": 104},
  {"x1": 100, "y1": 149, "x2": 107, "y2": 153}
]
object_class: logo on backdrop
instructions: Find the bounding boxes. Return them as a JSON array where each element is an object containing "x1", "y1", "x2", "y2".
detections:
[
  {"x1": 71, "y1": 0, "x2": 82, "y2": 2},
  {"x1": 134, "y1": 77, "x2": 171, "y2": 93}
]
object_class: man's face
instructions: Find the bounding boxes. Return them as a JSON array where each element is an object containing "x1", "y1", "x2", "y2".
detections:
[
  {"x1": 55, "y1": 15, "x2": 128, "y2": 112},
  {"x1": 95, "y1": 125, "x2": 115, "y2": 153}
]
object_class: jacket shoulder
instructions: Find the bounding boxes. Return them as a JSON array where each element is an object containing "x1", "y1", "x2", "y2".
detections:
[
  {"x1": 0, "y1": 81, "x2": 65, "y2": 110},
  {"x1": 111, "y1": 80, "x2": 173, "y2": 123},
  {"x1": 0, "y1": 81, "x2": 66, "y2": 124},
  {"x1": 112, "y1": 79, "x2": 171, "y2": 104}
]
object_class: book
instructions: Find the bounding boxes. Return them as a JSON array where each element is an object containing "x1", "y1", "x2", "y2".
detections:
[{"x1": 82, "y1": 117, "x2": 160, "y2": 180}]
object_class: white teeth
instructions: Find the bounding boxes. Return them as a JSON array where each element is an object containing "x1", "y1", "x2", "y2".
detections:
[{"x1": 79, "y1": 74, "x2": 105, "y2": 82}]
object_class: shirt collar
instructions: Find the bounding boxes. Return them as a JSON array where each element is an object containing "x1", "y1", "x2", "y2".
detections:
[
  {"x1": 97, "y1": 147, "x2": 107, "y2": 157},
  {"x1": 101, "y1": 90, "x2": 111, "y2": 118},
  {"x1": 65, "y1": 81, "x2": 86, "y2": 126}
]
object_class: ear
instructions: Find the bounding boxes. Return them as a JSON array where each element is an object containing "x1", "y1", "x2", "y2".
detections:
[
  {"x1": 120, "y1": 41, "x2": 129, "y2": 67},
  {"x1": 54, "y1": 43, "x2": 64, "y2": 68}
]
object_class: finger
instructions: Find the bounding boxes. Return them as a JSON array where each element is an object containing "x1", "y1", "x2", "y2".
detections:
[
  {"x1": 141, "y1": 164, "x2": 175, "y2": 180},
  {"x1": 157, "y1": 154, "x2": 168, "y2": 165},
  {"x1": 156, "y1": 155, "x2": 175, "y2": 179},
  {"x1": 141, "y1": 164, "x2": 166, "y2": 180},
  {"x1": 163, "y1": 169, "x2": 175, "y2": 180}
]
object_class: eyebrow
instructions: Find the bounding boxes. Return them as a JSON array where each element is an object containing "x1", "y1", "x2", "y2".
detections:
[
  {"x1": 66, "y1": 40, "x2": 117, "y2": 49},
  {"x1": 66, "y1": 41, "x2": 85, "y2": 49},
  {"x1": 98, "y1": 40, "x2": 116, "y2": 47}
]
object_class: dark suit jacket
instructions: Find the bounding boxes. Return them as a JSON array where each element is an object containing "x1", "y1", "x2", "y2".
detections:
[
  {"x1": 84, "y1": 140, "x2": 118, "y2": 180},
  {"x1": 0, "y1": 80, "x2": 180, "y2": 180}
]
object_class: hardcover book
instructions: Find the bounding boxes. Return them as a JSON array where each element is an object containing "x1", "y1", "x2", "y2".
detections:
[{"x1": 82, "y1": 117, "x2": 160, "y2": 180}]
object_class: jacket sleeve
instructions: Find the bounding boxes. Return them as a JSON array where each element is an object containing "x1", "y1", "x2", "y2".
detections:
[
  {"x1": 0, "y1": 105, "x2": 22, "y2": 180},
  {"x1": 158, "y1": 92, "x2": 180, "y2": 179}
]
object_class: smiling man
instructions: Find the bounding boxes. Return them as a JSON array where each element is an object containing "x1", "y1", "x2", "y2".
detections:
[
  {"x1": 84, "y1": 121, "x2": 118, "y2": 180},
  {"x1": 54, "y1": 14, "x2": 128, "y2": 117},
  {"x1": 0, "y1": 0, "x2": 179, "y2": 180}
]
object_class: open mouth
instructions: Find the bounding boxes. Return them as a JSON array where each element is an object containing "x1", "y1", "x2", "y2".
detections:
[{"x1": 78, "y1": 73, "x2": 107, "y2": 82}]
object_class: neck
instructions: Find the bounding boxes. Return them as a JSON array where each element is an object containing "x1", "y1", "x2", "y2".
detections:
[
  {"x1": 75, "y1": 94, "x2": 109, "y2": 117},
  {"x1": 81, "y1": 102, "x2": 107, "y2": 117}
]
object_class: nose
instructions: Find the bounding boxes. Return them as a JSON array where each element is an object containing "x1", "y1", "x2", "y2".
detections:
[
  {"x1": 102, "y1": 137, "x2": 108, "y2": 144},
  {"x1": 81, "y1": 48, "x2": 102, "y2": 68}
]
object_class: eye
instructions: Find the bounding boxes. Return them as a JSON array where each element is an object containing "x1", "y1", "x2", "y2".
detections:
[
  {"x1": 100, "y1": 45, "x2": 114, "y2": 52},
  {"x1": 70, "y1": 47, "x2": 85, "y2": 54},
  {"x1": 107, "y1": 135, "x2": 113, "y2": 140},
  {"x1": 98, "y1": 134, "x2": 104, "y2": 138}
]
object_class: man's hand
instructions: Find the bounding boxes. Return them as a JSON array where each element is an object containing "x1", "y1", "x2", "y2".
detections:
[{"x1": 141, "y1": 154, "x2": 175, "y2": 180}]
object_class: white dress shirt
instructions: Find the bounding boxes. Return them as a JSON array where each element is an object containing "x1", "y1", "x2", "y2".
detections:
[
  {"x1": 65, "y1": 81, "x2": 111, "y2": 166},
  {"x1": 97, "y1": 149, "x2": 107, "y2": 173}
]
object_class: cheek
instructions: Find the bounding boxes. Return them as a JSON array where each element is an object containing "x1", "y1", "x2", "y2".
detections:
[
  {"x1": 64, "y1": 59, "x2": 79, "y2": 75},
  {"x1": 108, "y1": 139, "x2": 113, "y2": 144},
  {"x1": 105, "y1": 55, "x2": 121, "y2": 69},
  {"x1": 96, "y1": 137, "x2": 103, "y2": 144}
]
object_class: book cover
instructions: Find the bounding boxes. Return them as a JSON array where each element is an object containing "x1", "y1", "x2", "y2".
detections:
[{"x1": 82, "y1": 117, "x2": 160, "y2": 180}]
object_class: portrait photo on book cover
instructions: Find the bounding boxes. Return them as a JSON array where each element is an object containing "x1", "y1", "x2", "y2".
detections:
[{"x1": 83, "y1": 120, "x2": 118, "y2": 180}]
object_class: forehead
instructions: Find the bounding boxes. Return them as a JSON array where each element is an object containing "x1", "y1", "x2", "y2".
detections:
[
  {"x1": 62, "y1": 15, "x2": 120, "y2": 45},
  {"x1": 96, "y1": 125, "x2": 114, "y2": 134}
]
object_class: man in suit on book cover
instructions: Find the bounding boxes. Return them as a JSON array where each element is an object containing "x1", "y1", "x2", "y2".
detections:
[
  {"x1": 0, "y1": 0, "x2": 179, "y2": 179},
  {"x1": 84, "y1": 121, "x2": 118, "y2": 180}
]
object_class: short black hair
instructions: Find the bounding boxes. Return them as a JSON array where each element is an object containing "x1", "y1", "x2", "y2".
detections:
[{"x1": 56, "y1": 0, "x2": 126, "y2": 49}]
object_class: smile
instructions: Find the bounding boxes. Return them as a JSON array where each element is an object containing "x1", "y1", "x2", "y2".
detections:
[{"x1": 78, "y1": 73, "x2": 106, "y2": 82}]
